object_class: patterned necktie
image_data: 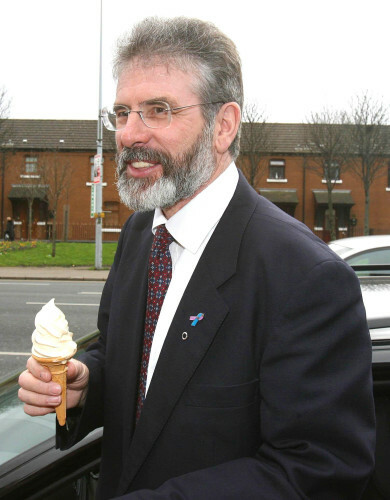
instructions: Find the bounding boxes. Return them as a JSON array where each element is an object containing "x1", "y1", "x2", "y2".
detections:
[{"x1": 136, "y1": 224, "x2": 174, "y2": 421}]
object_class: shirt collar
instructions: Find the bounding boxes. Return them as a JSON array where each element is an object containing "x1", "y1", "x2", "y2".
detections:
[{"x1": 152, "y1": 163, "x2": 238, "y2": 254}]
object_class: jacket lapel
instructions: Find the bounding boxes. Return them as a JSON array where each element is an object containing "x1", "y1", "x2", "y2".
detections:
[
  {"x1": 110, "y1": 215, "x2": 154, "y2": 457},
  {"x1": 118, "y1": 173, "x2": 259, "y2": 492}
]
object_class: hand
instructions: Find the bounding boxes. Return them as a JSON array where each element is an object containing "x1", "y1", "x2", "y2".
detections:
[{"x1": 18, "y1": 356, "x2": 89, "y2": 418}]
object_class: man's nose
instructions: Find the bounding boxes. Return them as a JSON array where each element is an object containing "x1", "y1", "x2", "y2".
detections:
[{"x1": 118, "y1": 111, "x2": 151, "y2": 147}]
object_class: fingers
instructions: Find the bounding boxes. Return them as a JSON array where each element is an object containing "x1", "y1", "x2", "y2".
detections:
[
  {"x1": 18, "y1": 383, "x2": 60, "y2": 414},
  {"x1": 18, "y1": 373, "x2": 61, "y2": 417},
  {"x1": 26, "y1": 356, "x2": 52, "y2": 382},
  {"x1": 67, "y1": 359, "x2": 89, "y2": 390},
  {"x1": 18, "y1": 357, "x2": 62, "y2": 417},
  {"x1": 18, "y1": 357, "x2": 90, "y2": 417},
  {"x1": 18, "y1": 369, "x2": 61, "y2": 397},
  {"x1": 67, "y1": 359, "x2": 90, "y2": 408}
]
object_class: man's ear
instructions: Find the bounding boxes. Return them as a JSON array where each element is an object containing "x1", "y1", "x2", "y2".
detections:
[{"x1": 214, "y1": 102, "x2": 241, "y2": 155}]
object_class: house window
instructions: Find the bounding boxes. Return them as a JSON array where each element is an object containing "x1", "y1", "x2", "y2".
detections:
[
  {"x1": 25, "y1": 157, "x2": 38, "y2": 173},
  {"x1": 387, "y1": 165, "x2": 390, "y2": 188},
  {"x1": 324, "y1": 162, "x2": 340, "y2": 182},
  {"x1": 268, "y1": 160, "x2": 285, "y2": 180}
]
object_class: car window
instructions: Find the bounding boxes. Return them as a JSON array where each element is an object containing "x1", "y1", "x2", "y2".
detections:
[
  {"x1": 347, "y1": 248, "x2": 390, "y2": 266},
  {"x1": 0, "y1": 384, "x2": 54, "y2": 466},
  {"x1": 0, "y1": 331, "x2": 99, "y2": 467}
]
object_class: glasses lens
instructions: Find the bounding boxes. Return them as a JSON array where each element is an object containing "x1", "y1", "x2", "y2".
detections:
[
  {"x1": 101, "y1": 108, "x2": 114, "y2": 131},
  {"x1": 112, "y1": 106, "x2": 130, "y2": 130},
  {"x1": 142, "y1": 102, "x2": 170, "y2": 128},
  {"x1": 101, "y1": 107, "x2": 121, "y2": 131}
]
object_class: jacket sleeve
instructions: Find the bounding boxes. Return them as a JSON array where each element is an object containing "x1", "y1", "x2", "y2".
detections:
[
  {"x1": 114, "y1": 260, "x2": 376, "y2": 499},
  {"x1": 56, "y1": 218, "x2": 128, "y2": 449}
]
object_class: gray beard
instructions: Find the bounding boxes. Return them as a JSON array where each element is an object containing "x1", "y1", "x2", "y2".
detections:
[{"x1": 115, "y1": 123, "x2": 216, "y2": 212}]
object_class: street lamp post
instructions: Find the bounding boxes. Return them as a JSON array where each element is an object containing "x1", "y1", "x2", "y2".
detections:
[{"x1": 94, "y1": 0, "x2": 104, "y2": 269}]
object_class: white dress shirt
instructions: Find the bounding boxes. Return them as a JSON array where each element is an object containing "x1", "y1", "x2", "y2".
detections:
[{"x1": 145, "y1": 162, "x2": 239, "y2": 393}]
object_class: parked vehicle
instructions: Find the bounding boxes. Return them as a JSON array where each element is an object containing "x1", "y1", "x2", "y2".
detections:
[
  {"x1": 0, "y1": 274, "x2": 389, "y2": 499},
  {"x1": 361, "y1": 272, "x2": 390, "y2": 499},
  {"x1": 329, "y1": 235, "x2": 390, "y2": 267}
]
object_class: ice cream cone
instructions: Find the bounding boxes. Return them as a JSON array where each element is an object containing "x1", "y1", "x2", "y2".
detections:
[{"x1": 32, "y1": 352, "x2": 76, "y2": 426}]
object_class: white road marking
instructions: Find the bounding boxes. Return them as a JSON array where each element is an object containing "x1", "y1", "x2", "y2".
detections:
[
  {"x1": 26, "y1": 302, "x2": 99, "y2": 307},
  {"x1": 0, "y1": 351, "x2": 31, "y2": 356},
  {"x1": 0, "y1": 282, "x2": 50, "y2": 286}
]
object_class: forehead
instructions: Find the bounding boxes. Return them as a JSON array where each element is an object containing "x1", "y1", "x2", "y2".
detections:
[{"x1": 115, "y1": 60, "x2": 200, "y2": 104}]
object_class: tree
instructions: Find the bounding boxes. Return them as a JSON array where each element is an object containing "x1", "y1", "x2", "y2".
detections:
[
  {"x1": 305, "y1": 110, "x2": 350, "y2": 241},
  {"x1": 238, "y1": 103, "x2": 271, "y2": 187},
  {"x1": 0, "y1": 87, "x2": 13, "y2": 238},
  {"x1": 38, "y1": 150, "x2": 73, "y2": 256},
  {"x1": 0, "y1": 87, "x2": 11, "y2": 123},
  {"x1": 347, "y1": 93, "x2": 390, "y2": 235}
]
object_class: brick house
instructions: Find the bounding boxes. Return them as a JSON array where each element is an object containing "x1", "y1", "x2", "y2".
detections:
[{"x1": 1, "y1": 119, "x2": 389, "y2": 241}]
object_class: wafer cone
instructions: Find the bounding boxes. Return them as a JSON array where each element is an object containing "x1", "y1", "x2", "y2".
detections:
[{"x1": 32, "y1": 352, "x2": 75, "y2": 426}]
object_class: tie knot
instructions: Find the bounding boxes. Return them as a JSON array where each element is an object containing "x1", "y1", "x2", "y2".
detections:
[{"x1": 153, "y1": 224, "x2": 173, "y2": 250}]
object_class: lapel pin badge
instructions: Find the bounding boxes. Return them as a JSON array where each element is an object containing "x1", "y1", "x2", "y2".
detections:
[{"x1": 190, "y1": 313, "x2": 204, "y2": 327}]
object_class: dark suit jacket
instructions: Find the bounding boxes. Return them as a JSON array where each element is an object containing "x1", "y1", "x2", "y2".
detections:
[{"x1": 58, "y1": 172, "x2": 375, "y2": 499}]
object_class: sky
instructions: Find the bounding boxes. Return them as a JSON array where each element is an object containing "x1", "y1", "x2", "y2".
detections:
[{"x1": 1, "y1": 0, "x2": 389, "y2": 123}]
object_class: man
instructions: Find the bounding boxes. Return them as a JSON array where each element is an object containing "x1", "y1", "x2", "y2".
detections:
[
  {"x1": 5, "y1": 216, "x2": 14, "y2": 241},
  {"x1": 19, "y1": 17, "x2": 375, "y2": 499}
]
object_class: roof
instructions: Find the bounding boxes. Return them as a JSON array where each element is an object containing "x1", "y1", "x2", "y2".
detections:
[
  {"x1": 1, "y1": 119, "x2": 390, "y2": 155},
  {"x1": 2, "y1": 119, "x2": 308, "y2": 153},
  {"x1": 0, "y1": 119, "x2": 116, "y2": 151},
  {"x1": 8, "y1": 184, "x2": 48, "y2": 200},
  {"x1": 312, "y1": 189, "x2": 354, "y2": 205},
  {"x1": 259, "y1": 188, "x2": 298, "y2": 204}
]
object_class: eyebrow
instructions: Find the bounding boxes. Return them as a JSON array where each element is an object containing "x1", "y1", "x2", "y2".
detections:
[{"x1": 113, "y1": 96, "x2": 179, "y2": 108}]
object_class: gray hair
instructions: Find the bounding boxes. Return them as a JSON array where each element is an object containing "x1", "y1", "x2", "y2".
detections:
[{"x1": 113, "y1": 17, "x2": 243, "y2": 159}]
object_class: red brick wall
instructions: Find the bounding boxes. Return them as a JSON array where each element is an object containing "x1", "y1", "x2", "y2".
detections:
[
  {"x1": 254, "y1": 154, "x2": 390, "y2": 237},
  {"x1": 1, "y1": 149, "x2": 389, "y2": 241}
]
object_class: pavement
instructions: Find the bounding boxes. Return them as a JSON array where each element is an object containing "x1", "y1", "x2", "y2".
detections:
[{"x1": 0, "y1": 266, "x2": 110, "y2": 281}]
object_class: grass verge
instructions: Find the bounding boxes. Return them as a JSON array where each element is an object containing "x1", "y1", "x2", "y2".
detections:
[{"x1": 0, "y1": 241, "x2": 117, "y2": 267}]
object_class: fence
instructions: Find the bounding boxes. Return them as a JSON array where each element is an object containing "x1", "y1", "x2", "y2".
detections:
[
  {"x1": 13, "y1": 221, "x2": 390, "y2": 243},
  {"x1": 48, "y1": 223, "x2": 121, "y2": 242}
]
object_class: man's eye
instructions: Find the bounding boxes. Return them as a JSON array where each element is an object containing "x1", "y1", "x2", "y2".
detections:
[
  {"x1": 115, "y1": 109, "x2": 129, "y2": 118},
  {"x1": 148, "y1": 105, "x2": 168, "y2": 116}
]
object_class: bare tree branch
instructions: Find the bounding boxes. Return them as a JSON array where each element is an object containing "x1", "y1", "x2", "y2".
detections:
[
  {"x1": 305, "y1": 109, "x2": 351, "y2": 240},
  {"x1": 0, "y1": 87, "x2": 13, "y2": 237},
  {"x1": 238, "y1": 102, "x2": 271, "y2": 187},
  {"x1": 38, "y1": 150, "x2": 73, "y2": 256},
  {"x1": 347, "y1": 92, "x2": 390, "y2": 235}
]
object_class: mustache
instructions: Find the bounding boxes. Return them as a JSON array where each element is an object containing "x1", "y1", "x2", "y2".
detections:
[{"x1": 116, "y1": 147, "x2": 172, "y2": 175}]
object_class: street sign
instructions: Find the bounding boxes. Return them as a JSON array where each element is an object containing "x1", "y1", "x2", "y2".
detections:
[
  {"x1": 90, "y1": 183, "x2": 96, "y2": 218},
  {"x1": 93, "y1": 154, "x2": 102, "y2": 184}
]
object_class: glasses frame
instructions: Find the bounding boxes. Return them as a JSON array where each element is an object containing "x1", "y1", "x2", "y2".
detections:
[{"x1": 101, "y1": 101, "x2": 224, "y2": 131}]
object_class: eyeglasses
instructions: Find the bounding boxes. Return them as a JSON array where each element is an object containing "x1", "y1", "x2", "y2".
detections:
[{"x1": 101, "y1": 101, "x2": 224, "y2": 131}]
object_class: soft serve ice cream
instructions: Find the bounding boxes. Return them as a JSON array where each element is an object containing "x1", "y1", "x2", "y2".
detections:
[
  {"x1": 31, "y1": 298, "x2": 77, "y2": 426},
  {"x1": 32, "y1": 298, "x2": 77, "y2": 359}
]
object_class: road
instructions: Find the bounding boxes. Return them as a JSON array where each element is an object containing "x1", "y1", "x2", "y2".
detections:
[{"x1": 0, "y1": 280, "x2": 105, "y2": 380}]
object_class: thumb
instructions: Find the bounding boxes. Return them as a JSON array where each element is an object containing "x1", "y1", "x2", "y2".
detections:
[{"x1": 67, "y1": 359, "x2": 89, "y2": 389}]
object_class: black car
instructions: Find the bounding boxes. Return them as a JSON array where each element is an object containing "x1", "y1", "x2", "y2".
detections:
[
  {"x1": 0, "y1": 274, "x2": 389, "y2": 500},
  {"x1": 0, "y1": 331, "x2": 102, "y2": 500}
]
